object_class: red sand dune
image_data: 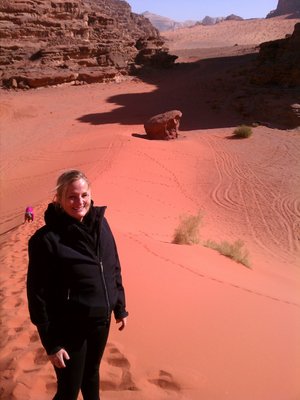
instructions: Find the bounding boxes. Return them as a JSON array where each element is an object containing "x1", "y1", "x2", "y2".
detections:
[
  {"x1": 1, "y1": 17, "x2": 300, "y2": 400},
  {"x1": 163, "y1": 16, "x2": 299, "y2": 50}
]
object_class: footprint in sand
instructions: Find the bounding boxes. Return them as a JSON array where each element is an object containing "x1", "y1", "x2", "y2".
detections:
[
  {"x1": 30, "y1": 331, "x2": 40, "y2": 343},
  {"x1": 34, "y1": 347, "x2": 49, "y2": 366},
  {"x1": 148, "y1": 369, "x2": 181, "y2": 391},
  {"x1": 102, "y1": 343, "x2": 138, "y2": 391},
  {"x1": 105, "y1": 344, "x2": 130, "y2": 368}
]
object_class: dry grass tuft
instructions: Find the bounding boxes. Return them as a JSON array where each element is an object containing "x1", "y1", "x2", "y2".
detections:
[
  {"x1": 172, "y1": 211, "x2": 202, "y2": 245},
  {"x1": 233, "y1": 125, "x2": 253, "y2": 138},
  {"x1": 172, "y1": 212, "x2": 251, "y2": 268},
  {"x1": 204, "y1": 239, "x2": 251, "y2": 268}
]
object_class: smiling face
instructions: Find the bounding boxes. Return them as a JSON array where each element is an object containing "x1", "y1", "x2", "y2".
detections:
[{"x1": 60, "y1": 178, "x2": 91, "y2": 221}]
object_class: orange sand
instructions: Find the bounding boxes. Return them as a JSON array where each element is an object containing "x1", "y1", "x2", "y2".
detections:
[
  {"x1": 163, "y1": 16, "x2": 299, "y2": 50},
  {"x1": 1, "y1": 17, "x2": 300, "y2": 400}
]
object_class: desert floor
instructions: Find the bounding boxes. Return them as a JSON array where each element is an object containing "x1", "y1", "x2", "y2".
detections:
[{"x1": 1, "y1": 17, "x2": 300, "y2": 400}]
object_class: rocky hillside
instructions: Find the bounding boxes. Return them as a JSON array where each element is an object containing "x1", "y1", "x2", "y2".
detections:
[
  {"x1": 0, "y1": 0, "x2": 175, "y2": 89},
  {"x1": 237, "y1": 22, "x2": 300, "y2": 128},
  {"x1": 253, "y1": 22, "x2": 300, "y2": 87},
  {"x1": 267, "y1": 0, "x2": 300, "y2": 18}
]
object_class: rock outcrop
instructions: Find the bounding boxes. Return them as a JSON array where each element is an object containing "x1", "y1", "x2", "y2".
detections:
[
  {"x1": 231, "y1": 23, "x2": 300, "y2": 129},
  {"x1": 144, "y1": 110, "x2": 182, "y2": 140},
  {"x1": 0, "y1": 0, "x2": 175, "y2": 89},
  {"x1": 252, "y1": 22, "x2": 300, "y2": 87},
  {"x1": 267, "y1": 0, "x2": 300, "y2": 18}
]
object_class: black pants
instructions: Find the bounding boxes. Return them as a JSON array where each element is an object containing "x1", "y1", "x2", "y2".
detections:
[{"x1": 53, "y1": 318, "x2": 110, "y2": 400}]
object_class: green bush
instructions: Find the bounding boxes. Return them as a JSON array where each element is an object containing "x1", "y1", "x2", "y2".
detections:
[
  {"x1": 172, "y1": 211, "x2": 202, "y2": 245},
  {"x1": 204, "y1": 239, "x2": 251, "y2": 268},
  {"x1": 233, "y1": 125, "x2": 253, "y2": 138}
]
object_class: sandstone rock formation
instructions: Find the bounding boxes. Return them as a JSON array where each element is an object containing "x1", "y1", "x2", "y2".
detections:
[
  {"x1": 144, "y1": 110, "x2": 182, "y2": 140},
  {"x1": 267, "y1": 0, "x2": 300, "y2": 18},
  {"x1": 230, "y1": 23, "x2": 300, "y2": 129},
  {"x1": 252, "y1": 22, "x2": 300, "y2": 87},
  {"x1": 0, "y1": 0, "x2": 175, "y2": 89}
]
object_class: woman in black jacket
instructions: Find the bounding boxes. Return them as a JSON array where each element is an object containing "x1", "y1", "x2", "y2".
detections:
[{"x1": 27, "y1": 170, "x2": 128, "y2": 400}]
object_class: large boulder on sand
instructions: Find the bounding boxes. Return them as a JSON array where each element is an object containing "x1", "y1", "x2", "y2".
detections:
[{"x1": 144, "y1": 110, "x2": 182, "y2": 140}]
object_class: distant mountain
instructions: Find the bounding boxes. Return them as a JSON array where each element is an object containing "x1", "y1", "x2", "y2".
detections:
[
  {"x1": 201, "y1": 16, "x2": 224, "y2": 25},
  {"x1": 142, "y1": 11, "x2": 198, "y2": 31},
  {"x1": 141, "y1": 11, "x2": 244, "y2": 31},
  {"x1": 225, "y1": 14, "x2": 244, "y2": 21}
]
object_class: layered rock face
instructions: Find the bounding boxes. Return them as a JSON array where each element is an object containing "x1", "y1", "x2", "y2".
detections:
[
  {"x1": 0, "y1": 0, "x2": 174, "y2": 88},
  {"x1": 253, "y1": 22, "x2": 300, "y2": 87},
  {"x1": 243, "y1": 23, "x2": 300, "y2": 128},
  {"x1": 267, "y1": 0, "x2": 300, "y2": 18}
]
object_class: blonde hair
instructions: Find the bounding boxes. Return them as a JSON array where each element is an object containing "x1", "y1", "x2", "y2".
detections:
[{"x1": 54, "y1": 170, "x2": 90, "y2": 204}]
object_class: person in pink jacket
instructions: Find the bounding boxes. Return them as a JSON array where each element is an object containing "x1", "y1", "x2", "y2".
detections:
[{"x1": 24, "y1": 206, "x2": 34, "y2": 222}]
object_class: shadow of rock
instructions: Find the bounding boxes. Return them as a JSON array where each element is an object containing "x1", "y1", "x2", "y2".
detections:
[
  {"x1": 77, "y1": 53, "x2": 257, "y2": 131},
  {"x1": 77, "y1": 42, "x2": 299, "y2": 130},
  {"x1": 131, "y1": 133, "x2": 150, "y2": 140}
]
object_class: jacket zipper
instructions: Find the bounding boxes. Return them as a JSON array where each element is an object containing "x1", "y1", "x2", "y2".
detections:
[
  {"x1": 99, "y1": 259, "x2": 111, "y2": 322},
  {"x1": 95, "y1": 209, "x2": 110, "y2": 322}
]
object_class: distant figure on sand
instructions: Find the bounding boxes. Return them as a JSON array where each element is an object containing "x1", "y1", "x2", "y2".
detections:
[
  {"x1": 24, "y1": 206, "x2": 34, "y2": 223},
  {"x1": 26, "y1": 169, "x2": 128, "y2": 400}
]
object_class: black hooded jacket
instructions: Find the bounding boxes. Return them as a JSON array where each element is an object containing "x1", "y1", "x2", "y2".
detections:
[{"x1": 27, "y1": 202, "x2": 128, "y2": 354}]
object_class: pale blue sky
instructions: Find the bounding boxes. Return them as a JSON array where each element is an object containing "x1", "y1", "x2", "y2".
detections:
[{"x1": 127, "y1": 0, "x2": 279, "y2": 21}]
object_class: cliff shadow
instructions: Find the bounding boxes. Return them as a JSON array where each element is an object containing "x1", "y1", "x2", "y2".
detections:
[{"x1": 76, "y1": 51, "x2": 263, "y2": 131}]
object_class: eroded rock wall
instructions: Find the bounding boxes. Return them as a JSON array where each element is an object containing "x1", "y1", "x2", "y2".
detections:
[
  {"x1": 267, "y1": 0, "x2": 300, "y2": 18},
  {"x1": 0, "y1": 0, "x2": 172, "y2": 88},
  {"x1": 253, "y1": 22, "x2": 300, "y2": 87}
]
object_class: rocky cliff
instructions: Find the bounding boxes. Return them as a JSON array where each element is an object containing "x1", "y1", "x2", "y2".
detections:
[
  {"x1": 242, "y1": 22, "x2": 300, "y2": 128},
  {"x1": 267, "y1": 0, "x2": 300, "y2": 18},
  {"x1": 0, "y1": 0, "x2": 175, "y2": 89},
  {"x1": 253, "y1": 22, "x2": 300, "y2": 87}
]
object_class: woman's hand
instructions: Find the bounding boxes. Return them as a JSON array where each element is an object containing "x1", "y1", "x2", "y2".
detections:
[
  {"x1": 48, "y1": 348, "x2": 70, "y2": 368},
  {"x1": 116, "y1": 317, "x2": 127, "y2": 331}
]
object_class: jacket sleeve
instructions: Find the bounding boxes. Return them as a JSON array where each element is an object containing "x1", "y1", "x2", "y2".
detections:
[
  {"x1": 113, "y1": 242, "x2": 129, "y2": 320},
  {"x1": 27, "y1": 234, "x2": 62, "y2": 355},
  {"x1": 103, "y1": 219, "x2": 129, "y2": 320}
]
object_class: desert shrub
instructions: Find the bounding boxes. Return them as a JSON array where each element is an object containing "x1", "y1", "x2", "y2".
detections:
[
  {"x1": 233, "y1": 125, "x2": 253, "y2": 138},
  {"x1": 204, "y1": 239, "x2": 251, "y2": 268},
  {"x1": 172, "y1": 211, "x2": 202, "y2": 245}
]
